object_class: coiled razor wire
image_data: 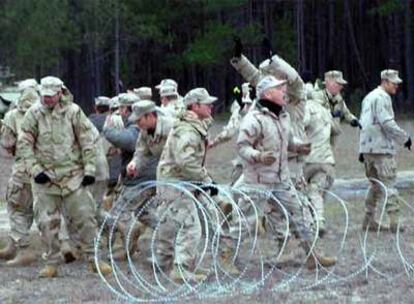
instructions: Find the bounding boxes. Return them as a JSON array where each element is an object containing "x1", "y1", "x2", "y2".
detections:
[{"x1": 93, "y1": 179, "x2": 413, "y2": 302}]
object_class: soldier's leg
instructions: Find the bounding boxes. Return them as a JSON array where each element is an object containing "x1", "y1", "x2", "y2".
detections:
[{"x1": 305, "y1": 168, "x2": 329, "y2": 231}]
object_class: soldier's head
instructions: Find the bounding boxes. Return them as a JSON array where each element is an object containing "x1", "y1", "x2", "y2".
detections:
[
  {"x1": 324, "y1": 70, "x2": 347, "y2": 96},
  {"x1": 118, "y1": 93, "x2": 139, "y2": 118},
  {"x1": 257, "y1": 76, "x2": 287, "y2": 106},
  {"x1": 129, "y1": 100, "x2": 159, "y2": 130},
  {"x1": 132, "y1": 86, "x2": 152, "y2": 100},
  {"x1": 94, "y1": 96, "x2": 110, "y2": 114},
  {"x1": 184, "y1": 88, "x2": 217, "y2": 119},
  {"x1": 39, "y1": 76, "x2": 64, "y2": 108},
  {"x1": 380, "y1": 69, "x2": 402, "y2": 95},
  {"x1": 109, "y1": 96, "x2": 120, "y2": 113},
  {"x1": 159, "y1": 85, "x2": 178, "y2": 106},
  {"x1": 155, "y1": 79, "x2": 178, "y2": 91}
]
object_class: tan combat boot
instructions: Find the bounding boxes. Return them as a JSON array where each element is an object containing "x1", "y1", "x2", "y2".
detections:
[
  {"x1": 361, "y1": 214, "x2": 389, "y2": 232},
  {"x1": 388, "y1": 212, "x2": 405, "y2": 233},
  {"x1": 39, "y1": 265, "x2": 59, "y2": 278},
  {"x1": 220, "y1": 247, "x2": 240, "y2": 275},
  {"x1": 305, "y1": 252, "x2": 337, "y2": 270},
  {"x1": 0, "y1": 238, "x2": 17, "y2": 260},
  {"x1": 6, "y1": 247, "x2": 36, "y2": 267},
  {"x1": 169, "y1": 264, "x2": 207, "y2": 283},
  {"x1": 89, "y1": 260, "x2": 113, "y2": 276},
  {"x1": 60, "y1": 240, "x2": 78, "y2": 263}
]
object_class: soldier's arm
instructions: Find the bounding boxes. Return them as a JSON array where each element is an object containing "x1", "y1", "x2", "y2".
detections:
[
  {"x1": 237, "y1": 115, "x2": 262, "y2": 163},
  {"x1": 230, "y1": 55, "x2": 262, "y2": 87},
  {"x1": 175, "y1": 130, "x2": 211, "y2": 182},
  {"x1": 72, "y1": 107, "x2": 97, "y2": 177},
  {"x1": 0, "y1": 112, "x2": 17, "y2": 155},
  {"x1": 375, "y1": 97, "x2": 409, "y2": 145},
  {"x1": 18, "y1": 110, "x2": 43, "y2": 177},
  {"x1": 211, "y1": 107, "x2": 240, "y2": 147},
  {"x1": 338, "y1": 96, "x2": 357, "y2": 123},
  {"x1": 103, "y1": 124, "x2": 138, "y2": 152},
  {"x1": 132, "y1": 133, "x2": 151, "y2": 172}
]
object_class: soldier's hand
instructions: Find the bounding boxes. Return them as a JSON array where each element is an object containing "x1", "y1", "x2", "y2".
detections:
[
  {"x1": 350, "y1": 119, "x2": 362, "y2": 129},
  {"x1": 358, "y1": 153, "x2": 365, "y2": 163},
  {"x1": 404, "y1": 137, "x2": 412, "y2": 151},
  {"x1": 126, "y1": 161, "x2": 137, "y2": 177},
  {"x1": 258, "y1": 151, "x2": 277, "y2": 165},
  {"x1": 233, "y1": 36, "x2": 243, "y2": 58},
  {"x1": 81, "y1": 175, "x2": 95, "y2": 186},
  {"x1": 331, "y1": 110, "x2": 343, "y2": 119},
  {"x1": 34, "y1": 172, "x2": 51, "y2": 184},
  {"x1": 297, "y1": 143, "x2": 311, "y2": 155}
]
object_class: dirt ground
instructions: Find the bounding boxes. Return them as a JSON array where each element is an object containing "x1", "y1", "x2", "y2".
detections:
[{"x1": 1, "y1": 120, "x2": 414, "y2": 303}]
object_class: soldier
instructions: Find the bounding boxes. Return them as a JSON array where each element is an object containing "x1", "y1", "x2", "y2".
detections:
[
  {"x1": 155, "y1": 78, "x2": 178, "y2": 91},
  {"x1": 18, "y1": 76, "x2": 112, "y2": 277},
  {"x1": 303, "y1": 98, "x2": 341, "y2": 236},
  {"x1": 0, "y1": 79, "x2": 39, "y2": 266},
  {"x1": 159, "y1": 85, "x2": 185, "y2": 117},
  {"x1": 311, "y1": 70, "x2": 360, "y2": 144},
  {"x1": 155, "y1": 88, "x2": 217, "y2": 282},
  {"x1": 359, "y1": 69, "x2": 411, "y2": 233},
  {"x1": 234, "y1": 75, "x2": 336, "y2": 269}
]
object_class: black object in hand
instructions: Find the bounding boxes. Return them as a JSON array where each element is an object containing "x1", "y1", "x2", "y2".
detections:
[
  {"x1": 358, "y1": 153, "x2": 364, "y2": 163},
  {"x1": 404, "y1": 137, "x2": 412, "y2": 151},
  {"x1": 82, "y1": 175, "x2": 96, "y2": 186},
  {"x1": 34, "y1": 172, "x2": 51, "y2": 184},
  {"x1": 233, "y1": 36, "x2": 243, "y2": 58}
]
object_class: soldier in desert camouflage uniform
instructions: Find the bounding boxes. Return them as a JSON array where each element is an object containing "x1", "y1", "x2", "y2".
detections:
[
  {"x1": 0, "y1": 79, "x2": 39, "y2": 266},
  {"x1": 18, "y1": 76, "x2": 111, "y2": 277}
]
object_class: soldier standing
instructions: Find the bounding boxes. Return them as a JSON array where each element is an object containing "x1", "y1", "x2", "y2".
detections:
[
  {"x1": 359, "y1": 70, "x2": 411, "y2": 233},
  {"x1": 18, "y1": 76, "x2": 112, "y2": 277}
]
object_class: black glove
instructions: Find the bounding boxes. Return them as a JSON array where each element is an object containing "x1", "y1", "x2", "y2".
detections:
[
  {"x1": 34, "y1": 172, "x2": 51, "y2": 184},
  {"x1": 233, "y1": 36, "x2": 243, "y2": 58},
  {"x1": 249, "y1": 84, "x2": 256, "y2": 100},
  {"x1": 331, "y1": 110, "x2": 343, "y2": 118},
  {"x1": 358, "y1": 153, "x2": 365, "y2": 163},
  {"x1": 404, "y1": 137, "x2": 412, "y2": 151},
  {"x1": 261, "y1": 37, "x2": 273, "y2": 60},
  {"x1": 201, "y1": 185, "x2": 218, "y2": 197},
  {"x1": 81, "y1": 175, "x2": 96, "y2": 186},
  {"x1": 350, "y1": 119, "x2": 362, "y2": 129}
]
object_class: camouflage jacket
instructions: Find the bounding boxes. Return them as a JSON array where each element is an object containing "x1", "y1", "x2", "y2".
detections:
[
  {"x1": 1, "y1": 88, "x2": 39, "y2": 184},
  {"x1": 132, "y1": 114, "x2": 175, "y2": 173},
  {"x1": 211, "y1": 101, "x2": 244, "y2": 146},
  {"x1": 160, "y1": 97, "x2": 185, "y2": 118},
  {"x1": 304, "y1": 99, "x2": 339, "y2": 164},
  {"x1": 359, "y1": 86, "x2": 409, "y2": 155},
  {"x1": 157, "y1": 110, "x2": 212, "y2": 183},
  {"x1": 237, "y1": 101, "x2": 301, "y2": 185},
  {"x1": 18, "y1": 93, "x2": 96, "y2": 195},
  {"x1": 311, "y1": 89, "x2": 356, "y2": 124},
  {"x1": 230, "y1": 54, "x2": 307, "y2": 157}
]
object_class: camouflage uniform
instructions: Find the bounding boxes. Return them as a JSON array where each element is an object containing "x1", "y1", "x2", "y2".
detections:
[
  {"x1": 0, "y1": 88, "x2": 39, "y2": 248},
  {"x1": 156, "y1": 108, "x2": 213, "y2": 270},
  {"x1": 359, "y1": 84, "x2": 409, "y2": 223},
  {"x1": 18, "y1": 88, "x2": 98, "y2": 265},
  {"x1": 303, "y1": 99, "x2": 340, "y2": 230}
]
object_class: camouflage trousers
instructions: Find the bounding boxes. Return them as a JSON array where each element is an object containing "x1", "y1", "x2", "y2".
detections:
[
  {"x1": 363, "y1": 154, "x2": 401, "y2": 217},
  {"x1": 303, "y1": 163, "x2": 335, "y2": 225},
  {"x1": 34, "y1": 187, "x2": 98, "y2": 265},
  {"x1": 229, "y1": 179, "x2": 312, "y2": 246},
  {"x1": 154, "y1": 188, "x2": 202, "y2": 270},
  {"x1": 6, "y1": 180, "x2": 34, "y2": 247}
]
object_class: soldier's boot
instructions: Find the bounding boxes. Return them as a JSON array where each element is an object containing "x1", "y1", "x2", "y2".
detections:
[
  {"x1": 88, "y1": 260, "x2": 113, "y2": 276},
  {"x1": 220, "y1": 246, "x2": 240, "y2": 275},
  {"x1": 169, "y1": 264, "x2": 207, "y2": 283},
  {"x1": 361, "y1": 214, "x2": 389, "y2": 232},
  {"x1": 0, "y1": 238, "x2": 17, "y2": 260},
  {"x1": 6, "y1": 247, "x2": 36, "y2": 267},
  {"x1": 389, "y1": 212, "x2": 405, "y2": 233},
  {"x1": 38, "y1": 265, "x2": 59, "y2": 278},
  {"x1": 60, "y1": 240, "x2": 78, "y2": 264},
  {"x1": 316, "y1": 220, "x2": 326, "y2": 238},
  {"x1": 305, "y1": 252, "x2": 337, "y2": 270}
]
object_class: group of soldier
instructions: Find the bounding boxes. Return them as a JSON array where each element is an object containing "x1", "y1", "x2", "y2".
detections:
[{"x1": 0, "y1": 38, "x2": 410, "y2": 283}]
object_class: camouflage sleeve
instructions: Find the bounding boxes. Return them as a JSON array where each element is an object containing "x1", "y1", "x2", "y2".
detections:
[
  {"x1": 230, "y1": 55, "x2": 262, "y2": 87},
  {"x1": 175, "y1": 129, "x2": 211, "y2": 182},
  {"x1": 72, "y1": 107, "x2": 97, "y2": 176},
  {"x1": 0, "y1": 111, "x2": 17, "y2": 154},
  {"x1": 132, "y1": 133, "x2": 151, "y2": 172},
  {"x1": 212, "y1": 109, "x2": 240, "y2": 146},
  {"x1": 375, "y1": 97, "x2": 409, "y2": 145},
  {"x1": 338, "y1": 96, "x2": 357, "y2": 123},
  {"x1": 237, "y1": 114, "x2": 261, "y2": 163},
  {"x1": 18, "y1": 110, "x2": 43, "y2": 177}
]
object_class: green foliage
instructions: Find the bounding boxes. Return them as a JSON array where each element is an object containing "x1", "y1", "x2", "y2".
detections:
[{"x1": 369, "y1": 0, "x2": 403, "y2": 16}]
